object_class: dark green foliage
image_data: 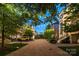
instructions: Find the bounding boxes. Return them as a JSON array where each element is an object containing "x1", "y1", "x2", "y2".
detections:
[
  {"x1": 59, "y1": 46, "x2": 79, "y2": 56},
  {"x1": 63, "y1": 21, "x2": 79, "y2": 32},
  {"x1": 44, "y1": 29, "x2": 55, "y2": 42},
  {"x1": 0, "y1": 3, "x2": 29, "y2": 47},
  {"x1": 63, "y1": 4, "x2": 79, "y2": 32},
  {"x1": 24, "y1": 28, "x2": 33, "y2": 37},
  {"x1": 0, "y1": 43, "x2": 27, "y2": 56},
  {"x1": 46, "y1": 23, "x2": 52, "y2": 29},
  {"x1": 0, "y1": 3, "x2": 67, "y2": 47}
]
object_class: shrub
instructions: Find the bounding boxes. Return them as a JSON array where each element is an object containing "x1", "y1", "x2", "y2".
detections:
[
  {"x1": 44, "y1": 29, "x2": 55, "y2": 42},
  {"x1": 24, "y1": 28, "x2": 33, "y2": 37}
]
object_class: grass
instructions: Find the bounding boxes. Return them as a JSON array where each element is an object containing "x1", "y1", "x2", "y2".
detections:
[
  {"x1": 59, "y1": 46, "x2": 79, "y2": 56},
  {"x1": 0, "y1": 43, "x2": 27, "y2": 56}
]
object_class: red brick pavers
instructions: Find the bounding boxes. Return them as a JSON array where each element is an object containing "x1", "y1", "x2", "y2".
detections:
[{"x1": 7, "y1": 39, "x2": 70, "y2": 56}]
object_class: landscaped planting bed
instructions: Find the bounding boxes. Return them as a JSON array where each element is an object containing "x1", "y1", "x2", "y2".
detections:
[{"x1": 0, "y1": 43, "x2": 27, "y2": 56}]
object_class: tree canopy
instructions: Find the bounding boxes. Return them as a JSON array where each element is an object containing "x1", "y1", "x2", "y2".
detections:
[
  {"x1": 62, "y1": 4, "x2": 79, "y2": 32},
  {"x1": 0, "y1": 3, "x2": 67, "y2": 47}
]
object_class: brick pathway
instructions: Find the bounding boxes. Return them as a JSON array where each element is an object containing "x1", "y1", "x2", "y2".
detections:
[{"x1": 7, "y1": 39, "x2": 70, "y2": 56}]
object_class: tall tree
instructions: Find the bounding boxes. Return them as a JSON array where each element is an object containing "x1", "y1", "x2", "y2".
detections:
[
  {"x1": 0, "y1": 3, "x2": 67, "y2": 47},
  {"x1": 0, "y1": 4, "x2": 26, "y2": 47}
]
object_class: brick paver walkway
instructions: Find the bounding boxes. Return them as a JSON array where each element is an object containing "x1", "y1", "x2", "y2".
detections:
[{"x1": 7, "y1": 39, "x2": 70, "y2": 56}]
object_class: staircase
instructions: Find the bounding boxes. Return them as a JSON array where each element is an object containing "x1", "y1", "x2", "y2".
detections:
[{"x1": 57, "y1": 34, "x2": 69, "y2": 43}]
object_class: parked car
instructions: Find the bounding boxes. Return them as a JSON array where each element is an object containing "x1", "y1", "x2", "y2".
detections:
[{"x1": 17, "y1": 35, "x2": 33, "y2": 41}]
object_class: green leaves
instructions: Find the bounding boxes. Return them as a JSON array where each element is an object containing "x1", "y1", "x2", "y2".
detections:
[
  {"x1": 24, "y1": 27, "x2": 33, "y2": 37},
  {"x1": 0, "y1": 3, "x2": 67, "y2": 38},
  {"x1": 0, "y1": 4, "x2": 26, "y2": 37},
  {"x1": 63, "y1": 4, "x2": 79, "y2": 32},
  {"x1": 44, "y1": 29, "x2": 55, "y2": 42}
]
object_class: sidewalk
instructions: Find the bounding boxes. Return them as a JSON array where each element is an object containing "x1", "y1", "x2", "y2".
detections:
[{"x1": 7, "y1": 39, "x2": 70, "y2": 56}]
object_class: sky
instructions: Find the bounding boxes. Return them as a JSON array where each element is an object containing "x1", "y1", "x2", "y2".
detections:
[
  {"x1": 34, "y1": 10, "x2": 51, "y2": 34},
  {"x1": 26, "y1": 4, "x2": 65, "y2": 34},
  {"x1": 34, "y1": 4, "x2": 64, "y2": 34}
]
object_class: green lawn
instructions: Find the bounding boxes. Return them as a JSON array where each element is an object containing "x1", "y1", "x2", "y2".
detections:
[
  {"x1": 0, "y1": 43, "x2": 27, "y2": 56},
  {"x1": 59, "y1": 46, "x2": 79, "y2": 56}
]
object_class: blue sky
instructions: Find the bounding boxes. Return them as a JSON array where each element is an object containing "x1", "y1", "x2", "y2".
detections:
[
  {"x1": 34, "y1": 23, "x2": 48, "y2": 34},
  {"x1": 34, "y1": 10, "x2": 51, "y2": 34},
  {"x1": 34, "y1": 5, "x2": 64, "y2": 34}
]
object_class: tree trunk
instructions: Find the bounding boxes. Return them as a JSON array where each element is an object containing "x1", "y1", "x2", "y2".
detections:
[
  {"x1": 1, "y1": 25, "x2": 5, "y2": 48},
  {"x1": 1, "y1": 10, "x2": 5, "y2": 48}
]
